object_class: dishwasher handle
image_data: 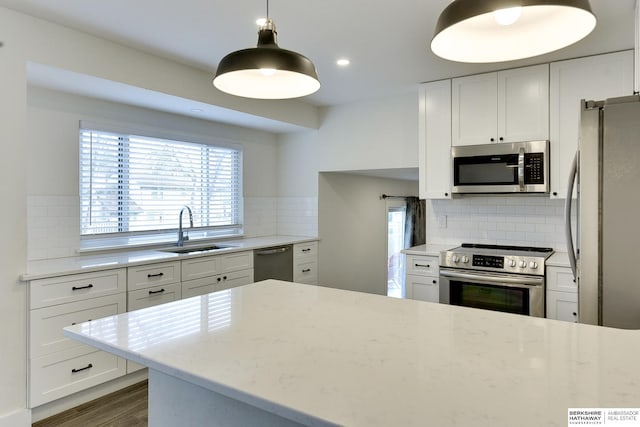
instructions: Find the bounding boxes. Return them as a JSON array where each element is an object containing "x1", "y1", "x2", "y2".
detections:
[{"x1": 255, "y1": 246, "x2": 291, "y2": 256}]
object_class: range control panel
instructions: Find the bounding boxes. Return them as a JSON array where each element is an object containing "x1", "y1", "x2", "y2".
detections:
[{"x1": 440, "y1": 251, "x2": 547, "y2": 276}]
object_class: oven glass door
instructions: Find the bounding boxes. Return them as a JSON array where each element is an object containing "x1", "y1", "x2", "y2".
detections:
[{"x1": 449, "y1": 280, "x2": 529, "y2": 315}]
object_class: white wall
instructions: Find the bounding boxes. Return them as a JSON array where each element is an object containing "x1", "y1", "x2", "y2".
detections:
[
  {"x1": 26, "y1": 87, "x2": 279, "y2": 259},
  {"x1": 277, "y1": 91, "x2": 419, "y2": 197},
  {"x1": 318, "y1": 173, "x2": 418, "y2": 295}
]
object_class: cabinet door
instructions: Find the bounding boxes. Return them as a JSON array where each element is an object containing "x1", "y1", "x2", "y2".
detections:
[
  {"x1": 419, "y1": 80, "x2": 452, "y2": 199},
  {"x1": 452, "y1": 72, "x2": 498, "y2": 146},
  {"x1": 216, "y1": 268, "x2": 254, "y2": 291},
  {"x1": 550, "y1": 50, "x2": 633, "y2": 199},
  {"x1": 406, "y1": 275, "x2": 439, "y2": 303},
  {"x1": 546, "y1": 290, "x2": 578, "y2": 322},
  {"x1": 498, "y1": 64, "x2": 549, "y2": 143}
]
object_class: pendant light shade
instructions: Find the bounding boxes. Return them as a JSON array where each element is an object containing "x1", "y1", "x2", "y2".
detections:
[
  {"x1": 213, "y1": 19, "x2": 320, "y2": 99},
  {"x1": 431, "y1": 0, "x2": 597, "y2": 63}
]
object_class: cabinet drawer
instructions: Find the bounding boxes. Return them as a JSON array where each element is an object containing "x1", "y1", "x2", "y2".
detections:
[
  {"x1": 406, "y1": 255, "x2": 439, "y2": 276},
  {"x1": 30, "y1": 269, "x2": 126, "y2": 310},
  {"x1": 182, "y1": 268, "x2": 254, "y2": 298},
  {"x1": 181, "y1": 256, "x2": 221, "y2": 282},
  {"x1": 127, "y1": 261, "x2": 181, "y2": 291},
  {"x1": 293, "y1": 241, "x2": 318, "y2": 261},
  {"x1": 293, "y1": 260, "x2": 318, "y2": 284},
  {"x1": 127, "y1": 282, "x2": 181, "y2": 311},
  {"x1": 29, "y1": 346, "x2": 126, "y2": 407},
  {"x1": 30, "y1": 293, "x2": 126, "y2": 358},
  {"x1": 220, "y1": 251, "x2": 253, "y2": 272},
  {"x1": 406, "y1": 275, "x2": 439, "y2": 302},
  {"x1": 546, "y1": 266, "x2": 576, "y2": 292}
]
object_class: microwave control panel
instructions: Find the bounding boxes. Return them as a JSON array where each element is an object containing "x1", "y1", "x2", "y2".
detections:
[{"x1": 525, "y1": 153, "x2": 544, "y2": 184}]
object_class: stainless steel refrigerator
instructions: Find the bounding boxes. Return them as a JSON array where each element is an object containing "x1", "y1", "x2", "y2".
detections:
[{"x1": 565, "y1": 95, "x2": 640, "y2": 329}]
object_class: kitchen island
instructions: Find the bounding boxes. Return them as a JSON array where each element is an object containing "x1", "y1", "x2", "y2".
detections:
[{"x1": 64, "y1": 280, "x2": 640, "y2": 427}]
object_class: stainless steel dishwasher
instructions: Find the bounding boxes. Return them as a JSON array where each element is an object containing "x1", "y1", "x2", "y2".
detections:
[{"x1": 253, "y1": 244, "x2": 293, "y2": 282}]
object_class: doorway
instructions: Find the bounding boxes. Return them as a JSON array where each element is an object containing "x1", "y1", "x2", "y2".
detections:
[{"x1": 387, "y1": 201, "x2": 407, "y2": 298}]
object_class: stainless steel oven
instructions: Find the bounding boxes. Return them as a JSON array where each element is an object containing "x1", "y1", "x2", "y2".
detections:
[{"x1": 439, "y1": 244, "x2": 553, "y2": 317}]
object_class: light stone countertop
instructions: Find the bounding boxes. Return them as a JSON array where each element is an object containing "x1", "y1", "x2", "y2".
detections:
[
  {"x1": 546, "y1": 251, "x2": 571, "y2": 268},
  {"x1": 64, "y1": 280, "x2": 640, "y2": 427},
  {"x1": 21, "y1": 235, "x2": 318, "y2": 281},
  {"x1": 401, "y1": 243, "x2": 454, "y2": 257}
]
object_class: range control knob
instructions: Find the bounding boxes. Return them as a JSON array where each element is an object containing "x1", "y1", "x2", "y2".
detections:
[
  {"x1": 519, "y1": 260, "x2": 527, "y2": 268},
  {"x1": 508, "y1": 259, "x2": 516, "y2": 268},
  {"x1": 529, "y1": 261, "x2": 538, "y2": 269},
  {"x1": 462, "y1": 256, "x2": 470, "y2": 264},
  {"x1": 452, "y1": 255, "x2": 460, "y2": 263}
]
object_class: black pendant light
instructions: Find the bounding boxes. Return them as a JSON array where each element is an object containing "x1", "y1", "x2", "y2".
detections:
[
  {"x1": 431, "y1": 0, "x2": 597, "y2": 63},
  {"x1": 213, "y1": 0, "x2": 320, "y2": 99}
]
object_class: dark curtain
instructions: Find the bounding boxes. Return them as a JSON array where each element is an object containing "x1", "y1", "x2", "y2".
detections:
[{"x1": 404, "y1": 197, "x2": 426, "y2": 248}]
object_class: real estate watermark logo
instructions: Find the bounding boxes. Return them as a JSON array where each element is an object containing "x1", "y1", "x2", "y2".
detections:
[{"x1": 568, "y1": 409, "x2": 640, "y2": 426}]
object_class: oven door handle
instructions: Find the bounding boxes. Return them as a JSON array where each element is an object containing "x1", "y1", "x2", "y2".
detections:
[{"x1": 439, "y1": 269, "x2": 544, "y2": 287}]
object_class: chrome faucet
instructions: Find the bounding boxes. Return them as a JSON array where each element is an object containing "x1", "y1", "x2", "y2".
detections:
[{"x1": 177, "y1": 206, "x2": 193, "y2": 247}]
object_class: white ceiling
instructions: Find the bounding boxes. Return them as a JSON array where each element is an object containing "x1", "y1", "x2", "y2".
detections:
[{"x1": 1, "y1": 0, "x2": 635, "y2": 110}]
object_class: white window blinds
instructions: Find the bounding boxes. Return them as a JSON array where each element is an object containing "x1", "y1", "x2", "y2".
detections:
[{"x1": 79, "y1": 128, "x2": 242, "y2": 236}]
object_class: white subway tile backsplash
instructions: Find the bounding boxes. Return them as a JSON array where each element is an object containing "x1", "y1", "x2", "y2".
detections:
[
  {"x1": 244, "y1": 197, "x2": 277, "y2": 237},
  {"x1": 277, "y1": 197, "x2": 318, "y2": 237},
  {"x1": 427, "y1": 196, "x2": 574, "y2": 251},
  {"x1": 27, "y1": 195, "x2": 80, "y2": 260}
]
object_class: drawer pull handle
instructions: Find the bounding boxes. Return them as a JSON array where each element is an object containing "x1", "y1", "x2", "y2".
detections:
[
  {"x1": 72, "y1": 284, "x2": 94, "y2": 291},
  {"x1": 302, "y1": 268, "x2": 311, "y2": 273},
  {"x1": 302, "y1": 248, "x2": 311, "y2": 253},
  {"x1": 147, "y1": 272, "x2": 165, "y2": 278},
  {"x1": 71, "y1": 363, "x2": 93, "y2": 374},
  {"x1": 415, "y1": 264, "x2": 430, "y2": 268},
  {"x1": 148, "y1": 288, "x2": 165, "y2": 295},
  {"x1": 70, "y1": 319, "x2": 91, "y2": 326}
]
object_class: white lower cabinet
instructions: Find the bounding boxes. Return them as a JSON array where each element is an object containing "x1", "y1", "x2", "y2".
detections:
[
  {"x1": 546, "y1": 265, "x2": 578, "y2": 322},
  {"x1": 27, "y1": 269, "x2": 127, "y2": 407},
  {"x1": 30, "y1": 345, "x2": 126, "y2": 407},
  {"x1": 293, "y1": 242, "x2": 318, "y2": 284},
  {"x1": 405, "y1": 255, "x2": 440, "y2": 302}
]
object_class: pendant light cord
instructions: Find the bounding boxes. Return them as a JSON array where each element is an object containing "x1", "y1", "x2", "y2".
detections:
[{"x1": 266, "y1": 0, "x2": 269, "y2": 19}]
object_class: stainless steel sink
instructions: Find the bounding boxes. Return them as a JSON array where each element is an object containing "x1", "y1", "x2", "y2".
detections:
[{"x1": 161, "y1": 244, "x2": 235, "y2": 254}]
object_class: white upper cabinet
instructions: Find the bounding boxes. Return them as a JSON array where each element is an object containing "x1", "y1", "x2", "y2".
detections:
[
  {"x1": 497, "y1": 64, "x2": 549, "y2": 143},
  {"x1": 549, "y1": 51, "x2": 633, "y2": 199},
  {"x1": 452, "y1": 64, "x2": 549, "y2": 146},
  {"x1": 419, "y1": 79, "x2": 452, "y2": 200},
  {"x1": 452, "y1": 72, "x2": 498, "y2": 146}
]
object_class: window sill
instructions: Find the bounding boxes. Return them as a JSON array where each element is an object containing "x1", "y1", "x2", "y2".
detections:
[{"x1": 78, "y1": 230, "x2": 244, "y2": 254}]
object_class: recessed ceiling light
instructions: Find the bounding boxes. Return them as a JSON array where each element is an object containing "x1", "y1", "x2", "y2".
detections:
[{"x1": 336, "y1": 58, "x2": 350, "y2": 66}]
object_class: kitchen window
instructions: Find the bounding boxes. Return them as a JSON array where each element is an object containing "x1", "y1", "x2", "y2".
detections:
[{"x1": 79, "y1": 127, "x2": 242, "y2": 237}]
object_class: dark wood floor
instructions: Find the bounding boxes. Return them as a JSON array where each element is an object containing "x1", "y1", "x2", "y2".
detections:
[{"x1": 33, "y1": 381, "x2": 148, "y2": 427}]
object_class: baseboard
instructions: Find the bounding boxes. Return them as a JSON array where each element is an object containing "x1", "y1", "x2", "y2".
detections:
[{"x1": 0, "y1": 408, "x2": 31, "y2": 427}]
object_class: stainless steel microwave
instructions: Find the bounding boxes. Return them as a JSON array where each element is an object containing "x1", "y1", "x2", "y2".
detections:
[{"x1": 451, "y1": 140, "x2": 550, "y2": 194}]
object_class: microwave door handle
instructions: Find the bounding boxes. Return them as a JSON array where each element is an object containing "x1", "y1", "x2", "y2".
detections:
[{"x1": 518, "y1": 147, "x2": 525, "y2": 191}]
